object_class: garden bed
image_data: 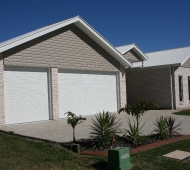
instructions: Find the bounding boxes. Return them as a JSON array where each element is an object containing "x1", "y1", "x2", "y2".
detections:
[{"x1": 61, "y1": 135, "x2": 181, "y2": 152}]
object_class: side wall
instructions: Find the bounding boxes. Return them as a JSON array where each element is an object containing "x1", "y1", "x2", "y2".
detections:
[
  {"x1": 126, "y1": 67, "x2": 172, "y2": 109},
  {"x1": 0, "y1": 53, "x2": 5, "y2": 127},
  {"x1": 174, "y1": 67, "x2": 190, "y2": 109}
]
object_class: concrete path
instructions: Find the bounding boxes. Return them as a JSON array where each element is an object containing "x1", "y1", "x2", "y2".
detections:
[{"x1": 0, "y1": 110, "x2": 189, "y2": 142}]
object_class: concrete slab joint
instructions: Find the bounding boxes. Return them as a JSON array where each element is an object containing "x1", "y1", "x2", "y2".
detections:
[
  {"x1": 50, "y1": 68, "x2": 59, "y2": 120},
  {"x1": 0, "y1": 53, "x2": 5, "y2": 127}
]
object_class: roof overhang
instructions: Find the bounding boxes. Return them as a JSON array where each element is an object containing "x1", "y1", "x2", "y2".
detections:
[
  {"x1": 119, "y1": 43, "x2": 148, "y2": 61},
  {"x1": 0, "y1": 16, "x2": 132, "y2": 67}
]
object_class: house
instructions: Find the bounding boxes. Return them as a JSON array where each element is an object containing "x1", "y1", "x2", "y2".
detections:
[
  {"x1": 0, "y1": 16, "x2": 148, "y2": 126},
  {"x1": 117, "y1": 44, "x2": 190, "y2": 110}
]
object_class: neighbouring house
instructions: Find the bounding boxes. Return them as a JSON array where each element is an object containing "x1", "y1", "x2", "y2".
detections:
[
  {"x1": 117, "y1": 44, "x2": 190, "y2": 110},
  {"x1": 0, "y1": 16, "x2": 147, "y2": 126}
]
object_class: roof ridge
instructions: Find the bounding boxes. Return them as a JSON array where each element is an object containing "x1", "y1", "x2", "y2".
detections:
[
  {"x1": 146, "y1": 46, "x2": 190, "y2": 54},
  {"x1": 115, "y1": 43, "x2": 134, "y2": 48}
]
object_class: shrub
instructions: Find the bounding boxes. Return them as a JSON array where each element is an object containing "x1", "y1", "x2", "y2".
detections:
[
  {"x1": 119, "y1": 100, "x2": 158, "y2": 131},
  {"x1": 166, "y1": 116, "x2": 181, "y2": 137},
  {"x1": 153, "y1": 116, "x2": 168, "y2": 140},
  {"x1": 90, "y1": 111, "x2": 122, "y2": 148},
  {"x1": 65, "y1": 111, "x2": 86, "y2": 142}
]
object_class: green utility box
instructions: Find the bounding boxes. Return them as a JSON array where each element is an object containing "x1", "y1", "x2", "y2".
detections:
[{"x1": 108, "y1": 147, "x2": 132, "y2": 170}]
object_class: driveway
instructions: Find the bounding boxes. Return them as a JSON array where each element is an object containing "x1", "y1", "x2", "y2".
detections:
[{"x1": 0, "y1": 110, "x2": 189, "y2": 142}]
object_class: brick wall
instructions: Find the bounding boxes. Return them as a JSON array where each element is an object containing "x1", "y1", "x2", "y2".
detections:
[
  {"x1": 174, "y1": 67, "x2": 190, "y2": 109},
  {"x1": 119, "y1": 65, "x2": 127, "y2": 108},
  {"x1": 123, "y1": 50, "x2": 142, "y2": 63},
  {"x1": 50, "y1": 68, "x2": 59, "y2": 120},
  {"x1": 126, "y1": 67, "x2": 172, "y2": 109},
  {"x1": 0, "y1": 53, "x2": 5, "y2": 127}
]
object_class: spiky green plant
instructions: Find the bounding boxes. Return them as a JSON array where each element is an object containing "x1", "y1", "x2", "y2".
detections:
[
  {"x1": 166, "y1": 116, "x2": 181, "y2": 137},
  {"x1": 124, "y1": 119, "x2": 145, "y2": 146},
  {"x1": 90, "y1": 111, "x2": 122, "y2": 148},
  {"x1": 153, "y1": 116, "x2": 168, "y2": 140},
  {"x1": 65, "y1": 111, "x2": 86, "y2": 142}
]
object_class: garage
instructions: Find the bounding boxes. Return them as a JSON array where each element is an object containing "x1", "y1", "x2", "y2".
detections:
[
  {"x1": 4, "y1": 67, "x2": 50, "y2": 125},
  {"x1": 58, "y1": 70, "x2": 118, "y2": 118}
]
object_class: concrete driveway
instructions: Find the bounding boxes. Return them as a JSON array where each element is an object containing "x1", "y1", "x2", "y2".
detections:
[{"x1": 0, "y1": 110, "x2": 189, "y2": 142}]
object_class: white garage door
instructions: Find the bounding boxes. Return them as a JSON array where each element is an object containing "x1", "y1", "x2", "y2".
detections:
[
  {"x1": 58, "y1": 70, "x2": 118, "y2": 118},
  {"x1": 4, "y1": 67, "x2": 50, "y2": 125}
]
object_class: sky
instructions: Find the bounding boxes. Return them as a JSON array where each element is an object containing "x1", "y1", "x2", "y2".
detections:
[{"x1": 0, "y1": 0, "x2": 190, "y2": 53}]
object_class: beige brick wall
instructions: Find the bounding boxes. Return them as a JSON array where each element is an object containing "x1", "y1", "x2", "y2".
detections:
[
  {"x1": 0, "y1": 53, "x2": 5, "y2": 127},
  {"x1": 119, "y1": 65, "x2": 127, "y2": 108},
  {"x1": 50, "y1": 68, "x2": 59, "y2": 120},
  {"x1": 126, "y1": 67, "x2": 172, "y2": 109},
  {"x1": 174, "y1": 67, "x2": 190, "y2": 109}
]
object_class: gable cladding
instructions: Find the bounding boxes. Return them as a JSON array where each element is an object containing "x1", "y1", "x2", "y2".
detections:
[
  {"x1": 183, "y1": 57, "x2": 190, "y2": 68},
  {"x1": 3, "y1": 24, "x2": 120, "y2": 71},
  {"x1": 123, "y1": 50, "x2": 142, "y2": 63}
]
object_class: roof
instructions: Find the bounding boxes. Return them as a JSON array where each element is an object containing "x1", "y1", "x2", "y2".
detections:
[
  {"x1": 0, "y1": 16, "x2": 132, "y2": 67},
  {"x1": 116, "y1": 43, "x2": 148, "y2": 61},
  {"x1": 132, "y1": 46, "x2": 190, "y2": 68}
]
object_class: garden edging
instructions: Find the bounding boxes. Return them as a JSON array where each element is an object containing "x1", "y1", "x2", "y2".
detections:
[{"x1": 80, "y1": 135, "x2": 190, "y2": 156}]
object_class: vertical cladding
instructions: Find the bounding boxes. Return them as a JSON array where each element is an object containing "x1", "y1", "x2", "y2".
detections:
[
  {"x1": 119, "y1": 65, "x2": 127, "y2": 108},
  {"x1": 174, "y1": 67, "x2": 190, "y2": 109},
  {"x1": 0, "y1": 53, "x2": 5, "y2": 127},
  {"x1": 50, "y1": 68, "x2": 59, "y2": 120},
  {"x1": 126, "y1": 67, "x2": 172, "y2": 109}
]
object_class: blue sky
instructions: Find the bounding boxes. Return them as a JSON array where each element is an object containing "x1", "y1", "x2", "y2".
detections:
[{"x1": 1, "y1": 0, "x2": 190, "y2": 52}]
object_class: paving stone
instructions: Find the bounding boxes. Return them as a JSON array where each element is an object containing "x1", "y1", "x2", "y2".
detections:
[{"x1": 163, "y1": 150, "x2": 190, "y2": 160}]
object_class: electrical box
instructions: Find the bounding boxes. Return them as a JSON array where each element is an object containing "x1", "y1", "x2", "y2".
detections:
[{"x1": 108, "y1": 147, "x2": 132, "y2": 170}]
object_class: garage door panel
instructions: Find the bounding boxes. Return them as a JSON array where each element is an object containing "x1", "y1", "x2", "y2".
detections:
[
  {"x1": 58, "y1": 70, "x2": 118, "y2": 118},
  {"x1": 4, "y1": 67, "x2": 50, "y2": 125}
]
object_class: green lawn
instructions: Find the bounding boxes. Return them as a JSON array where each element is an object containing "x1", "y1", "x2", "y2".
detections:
[
  {"x1": 0, "y1": 132, "x2": 106, "y2": 170},
  {"x1": 172, "y1": 110, "x2": 190, "y2": 116},
  {"x1": 0, "y1": 132, "x2": 190, "y2": 170}
]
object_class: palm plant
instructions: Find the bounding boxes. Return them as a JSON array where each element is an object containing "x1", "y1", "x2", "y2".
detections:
[
  {"x1": 90, "y1": 111, "x2": 122, "y2": 148},
  {"x1": 153, "y1": 116, "x2": 168, "y2": 140},
  {"x1": 65, "y1": 111, "x2": 86, "y2": 143},
  {"x1": 166, "y1": 116, "x2": 181, "y2": 137}
]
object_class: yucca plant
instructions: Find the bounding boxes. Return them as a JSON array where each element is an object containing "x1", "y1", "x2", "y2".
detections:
[
  {"x1": 90, "y1": 111, "x2": 122, "y2": 148},
  {"x1": 166, "y1": 116, "x2": 181, "y2": 137},
  {"x1": 123, "y1": 119, "x2": 145, "y2": 146},
  {"x1": 153, "y1": 116, "x2": 168, "y2": 140}
]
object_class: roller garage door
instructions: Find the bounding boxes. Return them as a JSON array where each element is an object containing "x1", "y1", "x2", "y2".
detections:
[
  {"x1": 58, "y1": 70, "x2": 118, "y2": 118},
  {"x1": 4, "y1": 67, "x2": 50, "y2": 125}
]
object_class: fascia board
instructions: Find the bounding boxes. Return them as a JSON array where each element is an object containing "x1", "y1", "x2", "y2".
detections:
[
  {"x1": 181, "y1": 54, "x2": 190, "y2": 65},
  {"x1": 0, "y1": 17, "x2": 79, "y2": 53},
  {"x1": 126, "y1": 63, "x2": 181, "y2": 72},
  {"x1": 75, "y1": 18, "x2": 132, "y2": 67}
]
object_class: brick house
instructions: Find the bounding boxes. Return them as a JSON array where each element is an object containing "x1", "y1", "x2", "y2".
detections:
[
  {"x1": 117, "y1": 44, "x2": 190, "y2": 110},
  {"x1": 0, "y1": 16, "x2": 148, "y2": 126}
]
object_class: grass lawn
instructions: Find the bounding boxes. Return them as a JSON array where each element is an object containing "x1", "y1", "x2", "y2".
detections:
[
  {"x1": 0, "y1": 132, "x2": 190, "y2": 170},
  {"x1": 172, "y1": 110, "x2": 190, "y2": 116}
]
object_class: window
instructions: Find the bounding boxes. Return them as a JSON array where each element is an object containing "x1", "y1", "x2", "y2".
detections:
[
  {"x1": 179, "y1": 76, "x2": 183, "y2": 102},
  {"x1": 188, "y1": 76, "x2": 190, "y2": 100}
]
